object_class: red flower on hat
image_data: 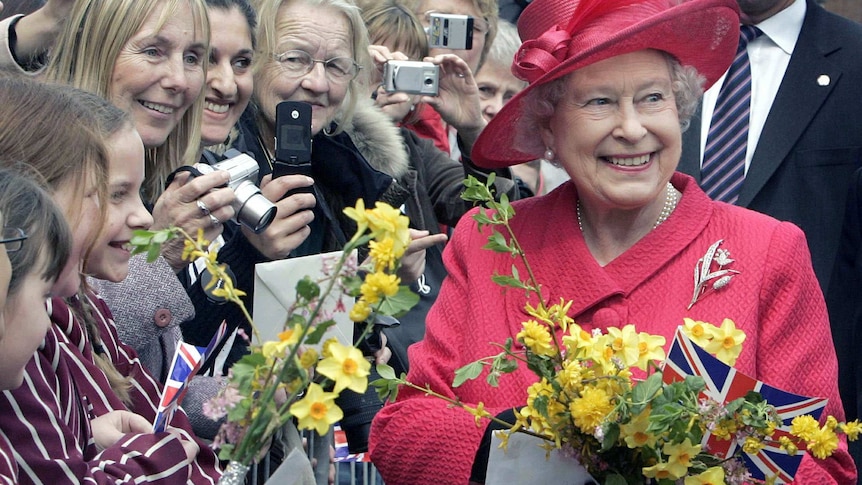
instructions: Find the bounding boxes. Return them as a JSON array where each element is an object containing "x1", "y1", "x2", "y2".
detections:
[{"x1": 513, "y1": 28, "x2": 571, "y2": 84}]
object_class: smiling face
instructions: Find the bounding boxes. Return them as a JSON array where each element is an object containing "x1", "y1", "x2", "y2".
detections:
[
  {"x1": 0, "y1": 252, "x2": 54, "y2": 390},
  {"x1": 110, "y1": 1, "x2": 207, "y2": 148},
  {"x1": 85, "y1": 126, "x2": 152, "y2": 282},
  {"x1": 541, "y1": 50, "x2": 681, "y2": 213},
  {"x1": 255, "y1": 3, "x2": 353, "y2": 136},
  {"x1": 201, "y1": 6, "x2": 254, "y2": 145}
]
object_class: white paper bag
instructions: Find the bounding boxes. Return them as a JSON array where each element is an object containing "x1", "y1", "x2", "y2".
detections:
[{"x1": 486, "y1": 432, "x2": 597, "y2": 485}]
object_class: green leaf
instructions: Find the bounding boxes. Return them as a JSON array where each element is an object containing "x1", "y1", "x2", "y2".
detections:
[
  {"x1": 146, "y1": 243, "x2": 162, "y2": 263},
  {"x1": 295, "y1": 276, "x2": 320, "y2": 301},
  {"x1": 376, "y1": 363, "x2": 396, "y2": 380},
  {"x1": 304, "y1": 320, "x2": 336, "y2": 345},
  {"x1": 491, "y1": 274, "x2": 528, "y2": 290},
  {"x1": 453, "y1": 361, "x2": 484, "y2": 388},
  {"x1": 482, "y1": 231, "x2": 510, "y2": 253},
  {"x1": 376, "y1": 285, "x2": 420, "y2": 317},
  {"x1": 152, "y1": 230, "x2": 170, "y2": 244},
  {"x1": 632, "y1": 372, "x2": 663, "y2": 405},
  {"x1": 604, "y1": 474, "x2": 627, "y2": 485},
  {"x1": 601, "y1": 423, "x2": 620, "y2": 452}
]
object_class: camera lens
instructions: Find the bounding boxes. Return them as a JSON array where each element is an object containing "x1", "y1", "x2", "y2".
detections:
[{"x1": 233, "y1": 182, "x2": 277, "y2": 233}]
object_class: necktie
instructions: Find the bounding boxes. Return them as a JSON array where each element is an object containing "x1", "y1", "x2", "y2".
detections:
[{"x1": 700, "y1": 25, "x2": 763, "y2": 204}]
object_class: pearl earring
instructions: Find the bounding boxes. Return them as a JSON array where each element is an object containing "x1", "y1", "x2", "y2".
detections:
[{"x1": 544, "y1": 148, "x2": 555, "y2": 161}]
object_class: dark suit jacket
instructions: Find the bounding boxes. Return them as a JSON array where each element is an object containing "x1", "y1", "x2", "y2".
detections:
[
  {"x1": 827, "y1": 167, "x2": 862, "y2": 474},
  {"x1": 679, "y1": 0, "x2": 862, "y2": 292}
]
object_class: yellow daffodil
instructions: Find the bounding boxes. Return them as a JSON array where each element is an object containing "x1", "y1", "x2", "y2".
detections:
[
  {"x1": 562, "y1": 324, "x2": 593, "y2": 358},
  {"x1": 704, "y1": 318, "x2": 745, "y2": 365},
  {"x1": 289, "y1": 383, "x2": 343, "y2": 435},
  {"x1": 298, "y1": 348, "x2": 318, "y2": 369},
  {"x1": 642, "y1": 462, "x2": 675, "y2": 481},
  {"x1": 516, "y1": 319, "x2": 556, "y2": 357},
  {"x1": 278, "y1": 324, "x2": 301, "y2": 345},
  {"x1": 569, "y1": 386, "x2": 614, "y2": 432},
  {"x1": 360, "y1": 271, "x2": 400, "y2": 304},
  {"x1": 682, "y1": 318, "x2": 713, "y2": 348},
  {"x1": 321, "y1": 338, "x2": 339, "y2": 358},
  {"x1": 620, "y1": 410, "x2": 657, "y2": 449},
  {"x1": 316, "y1": 341, "x2": 371, "y2": 393},
  {"x1": 635, "y1": 331, "x2": 666, "y2": 370},
  {"x1": 607, "y1": 325, "x2": 640, "y2": 367},
  {"x1": 262, "y1": 339, "x2": 291, "y2": 360},
  {"x1": 683, "y1": 466, "x2": 725, "y2": 485},
  {"x1": 662, "y1": 438, "x2": 701, "y2": 479}
]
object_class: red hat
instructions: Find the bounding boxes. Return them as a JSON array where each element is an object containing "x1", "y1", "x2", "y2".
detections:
[{"x1": 472, "y1": 0, "x2": 740, "y2": 168}]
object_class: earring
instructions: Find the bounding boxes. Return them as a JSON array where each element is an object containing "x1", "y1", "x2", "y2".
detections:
[{"x1": 544, "y1": 148, "x2": 555, "y2": 161}]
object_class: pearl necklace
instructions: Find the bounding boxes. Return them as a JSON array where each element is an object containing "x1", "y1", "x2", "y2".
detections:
[{"x1": 577, "y1": 182, "x2": 681, "y2": 233}]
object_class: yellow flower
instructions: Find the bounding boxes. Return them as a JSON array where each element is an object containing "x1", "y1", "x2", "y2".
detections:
[
  {"x1": 262, "y1": 339, "x2": 290, "y2": 360},
  {"x1": 790, "y1": 415, "x2": 820, "y2": 441},
  {"x1": 321, "y1": 338, "x2": 339, "y2": 358},
  {"x1": 607, "y1": 325, "x2": 640, "y2": 367},
  {"x1": 642, "y1": 462, "x2": 674, "y2": 481},
  {"x1": 360, "y1": 271, "x2": 400, "y2": 304},
  {"x1": 289, "y1": 383, "x2": 343, "y2": 435},
  {"x1": 299, "y1": 348, "x2": 318, "y2": 369},
  {"x1": 806, "y1": 425, "x2": 839, "y2": 459},
  {"x1": 557, "y1": 359, "x2": 584, "y2": 393},
  {"x1": 569, "y1": 386, "x2": 614, "y2": 432},
  {"x1": 562, "y1": 324, "x2": 593, "y2": 358},
  {"x1": 743, "y1": 436, "x2": 765, "y2": 454},
  {"x1": 635, "y1": 332, "x2": 666, "y2": 370},
  {"x1": 349, "y1": 299, "x2": 372, "y2": 322},
  {"x1": 841, "y1": 420, "x2": 862, "y2": 441},
  {"x1": 620, "y1": 410, "x2": 656, "y2": 449},
  {"x1": 704, "y1": 318, "x2": 745, "y2": 365},
  {"x1": 684, "y1": 466, "x2": 725, "y2": 485},
  {"x1": 369, "y1": 237, "x2": 399, "y2": 272},
  {"x1": 278, "y1": 324, "x2": 301, "y2": 345},
  {"x1": 342, "y1": 199, "x2": 369, "y2": 236},
  {"x1": 464, "y1": 402, "x2": 490, "y2": 427},
  {"x1": 365, "y1": 202, "x2": 410, "y2": 248},
  {"x1": 662, "y1": 438, "x2": 701, "y2": 479},
  {"x1": 682, "y1": 318, "x2": 713, "y2": 348},
  {"x1": 316, "y1": 341, "x2": 371, "y2": 393},
  {"x1": 779, "y1": 435, "x2": 799, "y2": 455},
  {"x1": 516, "y1": 319, "x2": 556, "y2": 357}
]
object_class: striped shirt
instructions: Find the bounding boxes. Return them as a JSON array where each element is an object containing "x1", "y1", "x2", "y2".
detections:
[
  {"x1": 0, "y1": 434, "x2": 15, "y2": 484},
  {"x1": 0, "y1": 292, "x2": 222, "y2": 484}
]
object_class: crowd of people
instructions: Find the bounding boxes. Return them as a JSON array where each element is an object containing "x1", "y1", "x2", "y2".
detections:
[{"x1": 0, "y1": 0, "x2": 860, "y2": 483}]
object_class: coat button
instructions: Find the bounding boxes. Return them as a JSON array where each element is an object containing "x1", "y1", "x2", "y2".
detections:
[{"x1": 154, "y1": 309, "x2": 173, "y2": 327}]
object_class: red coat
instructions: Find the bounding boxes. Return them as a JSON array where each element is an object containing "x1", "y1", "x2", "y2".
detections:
[{"x1": 370, "y1": 173, "x2": 855, "y2": 484}]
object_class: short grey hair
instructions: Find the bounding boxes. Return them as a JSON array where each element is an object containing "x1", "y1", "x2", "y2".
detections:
[{"x1": 516, "y1": 54, "x2": 704, "y2": 157}]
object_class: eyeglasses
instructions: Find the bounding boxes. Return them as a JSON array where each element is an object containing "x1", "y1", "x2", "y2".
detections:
[
  {"x1": 274, "y1": 50, "x2": 361, "y2": 83},
  {"x1": 0, "y1": 226, "x2": 27, "y2": 253}
]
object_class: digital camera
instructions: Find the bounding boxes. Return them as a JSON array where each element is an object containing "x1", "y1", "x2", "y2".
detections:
[
  {"x1": 383, "y1": 60, "x2": 440, "y2": 96},
  {"x1": 194, "y1": 150, "x2": 276, "y2": 234},
  {"x1": 427, "y1": 13, "x2": 474, "y2": 50}
]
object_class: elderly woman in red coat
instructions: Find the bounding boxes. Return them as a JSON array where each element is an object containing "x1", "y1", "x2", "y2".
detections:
[{"x1": 369, "y1": 0, "x2": 857, "y2": 483}]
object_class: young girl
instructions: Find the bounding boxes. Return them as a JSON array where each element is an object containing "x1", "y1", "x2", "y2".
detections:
[
  {"x1": 0, "y1": 168, "x2": 71, "y2": 485},
  {"x1": 0, "y1": 77, "x2": 221, "y2": 483}
]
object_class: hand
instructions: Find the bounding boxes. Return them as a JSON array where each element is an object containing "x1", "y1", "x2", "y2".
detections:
[
  {"x1": 90, "y1": 410, "x2": 153, "y2": 452},
  {"x1": 420, "y1": 53, "x2": 487, "y2": 152},
  {"x1": 367, "y1": 45, "x2": 418, "y2": 122},
  {"x1": 396, "y1": 229, "x2": 448, "y2": 283},
  {"x1": 166, "y1": 428, "x2": 200, "y2": 469},
  {"x1": 14, "y1": 0, "x2": 75, "y2": 60},
  {"x1": 242, "y1": 174, "x2": 316, "y2": 260},
  {"x1": 373, "y1": 332, "x2": 392, "y2": 365},
  {"x1": 151, "y1": 170, "x2": 237, "y2": 269}
]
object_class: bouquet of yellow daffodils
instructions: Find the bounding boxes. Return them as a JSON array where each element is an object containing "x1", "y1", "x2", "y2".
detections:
[
  {"x1": 373, "y1": 176, "x2": 859, "y2": 485},
  {"x1": 132, "y1": 200, "x2": 417, "y2": 471}
]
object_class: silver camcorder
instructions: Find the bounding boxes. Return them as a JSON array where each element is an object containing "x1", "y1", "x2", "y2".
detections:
[
  {"x1": 194, "y1": 150, "x2": 276, "y2": 234},
  {"x1": 427, "y1": 13, "x2": 474, "y2": 50},
  {"x1": 383, "y1": 60, "x2": 439, "y2": 96}
]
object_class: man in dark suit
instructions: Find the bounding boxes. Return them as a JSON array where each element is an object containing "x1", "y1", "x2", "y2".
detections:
[
  {"x1": 679, "y1": 0, "x2": 862, "y2": 292},
  {"x1": 679, "y1": 0, "x2": 862, "y2": 477}
]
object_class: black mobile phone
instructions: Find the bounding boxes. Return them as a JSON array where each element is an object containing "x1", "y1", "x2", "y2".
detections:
[{"x1": 273, "y1": 101, "x2": 313, "y2": 196}]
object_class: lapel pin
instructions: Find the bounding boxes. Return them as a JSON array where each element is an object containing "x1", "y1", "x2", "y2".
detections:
[{"x1": 817, "y1": 74, "x2": 830, "y2": 86}]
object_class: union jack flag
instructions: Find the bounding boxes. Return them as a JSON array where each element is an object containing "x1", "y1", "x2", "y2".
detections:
[
  {"x1": 153, "y1": 321, "x2": 228, "y2": 432},
  {"x1": 661, "y1": 328, "x2": 827, "y2": 484}
]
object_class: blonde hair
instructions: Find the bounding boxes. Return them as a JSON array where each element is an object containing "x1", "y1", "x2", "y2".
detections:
[
  {"x1": 254, "y1": 0, "x2": 370, "y2": 133},
  {"x1": 0, "y1": 76, "x2": 135, "y2": 403},
  {"x1": 45, "y1": 0, "x2": 211, "y2": 203}
]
